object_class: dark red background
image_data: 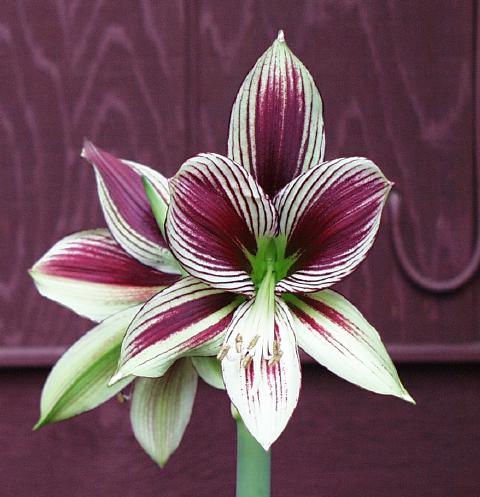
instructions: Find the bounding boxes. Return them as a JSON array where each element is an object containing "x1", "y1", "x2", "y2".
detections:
[{"x1": 1, "y1": 1, "x2": 479, "y2": 496}]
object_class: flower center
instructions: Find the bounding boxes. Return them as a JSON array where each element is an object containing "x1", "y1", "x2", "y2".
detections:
[{"x1": 245, "y1": 236, "x2": 297, "y2": 288}]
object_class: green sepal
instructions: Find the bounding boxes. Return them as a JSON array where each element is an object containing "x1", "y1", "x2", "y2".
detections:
[
  {"x1": 34, "y1": 306, "x2": 139, "y2": 429},
  {"x1": 191, "y1": 356, "x2": 225, "y2": 389},
  {"x1": 142, "y1": 176, "x2": 169, "y2": 240},
  {"x1": 130, "y1": 358, "x2": 198, "y2": 467}
]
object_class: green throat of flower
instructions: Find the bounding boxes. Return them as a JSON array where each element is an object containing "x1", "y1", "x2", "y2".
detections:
[{"x1": 245, "y1": 236, "x2": 297, "y2": 289}]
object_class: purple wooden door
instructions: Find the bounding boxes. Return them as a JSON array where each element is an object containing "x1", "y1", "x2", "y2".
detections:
[{"x1": 1, "y1": 1, "x2": 479, "y2": 496}]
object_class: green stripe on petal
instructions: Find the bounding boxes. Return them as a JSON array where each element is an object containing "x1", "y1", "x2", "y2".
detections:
[
  {"x1": 130, "y1": 358, "x2": 198, "y2": 467},
  {"x1": 142, "y1": 176, "x2": 169, "y2": 241},
  {"x1": 82, "y1": 141, "x2": 175, "y2": 272},
  {"x1": 191, "y1": 356, "x2": 225, "y2": 390},
  {"x1": 285, "y1": 291, "x2": 414, "y2": 403},
  {"x1": 34, "y1": 306, "x2": 140, "y2": 429}
]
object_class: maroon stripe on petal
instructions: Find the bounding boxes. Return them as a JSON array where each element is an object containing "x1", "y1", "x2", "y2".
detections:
[
  {"x1": 130, "y1": 292, "x2": 237, "y2": 357},
  {"x1": 254, "y1": 53, "x2": 305, "y2": 197},
  {"x1": 82, "y1": 141, "x2": 167, "y2": 250},
  {"x1": 166, "y1": 154, "x2": 277, "y2": 293},
  {"x1": 115, "y1": 278, "x2": 242, "y2": 379},
  {"x1": 276, "y1": 158, "x2": 391, "y2": 293},
  {"x1": 38, "y1": 229, "x2": 178, "y2": 288},
  {"x1": 228, "y1": 35, "x2": 324, "y2": 198}
]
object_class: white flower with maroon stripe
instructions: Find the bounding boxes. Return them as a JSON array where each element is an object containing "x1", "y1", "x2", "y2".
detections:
[
  {"x1": 112, "y1": 32, "x2": 413, "y2": 451},
  {"x1": 30, "y1": 141, "x2": 228, "y2": 466}
]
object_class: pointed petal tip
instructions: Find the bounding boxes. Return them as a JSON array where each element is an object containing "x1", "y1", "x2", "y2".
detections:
[
  {"x1": 32, "y1": 418, "x2": 45, "y2": 431},
  {"x1": 260, "y1": 440, "x2": 272, "y2": 451},
  {"x1": 402, "y1": 390, "x2": 416, "y2": 405},
  {"x1": 276, "y1": 29, "x2": 285, "y2": 43},
  {"x1": 108, "y1": 370, "x2": 127, "y2": 387},
  {"x1": 80, "y1": 138, "x2": 94, "y2": 159}
]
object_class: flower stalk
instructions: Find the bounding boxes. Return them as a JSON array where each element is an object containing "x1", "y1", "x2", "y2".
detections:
[{"x1": 236, "y1": 417, "x2": 271, "y2": 497}]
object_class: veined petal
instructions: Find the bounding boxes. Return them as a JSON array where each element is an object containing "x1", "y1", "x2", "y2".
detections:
[
  {"x1": 34, "y1": 306, "x2": 139, "y2": 429},
  {"x1": 275, "y1": 158, "x2": 392, "y2": 294},
  {"x1": 130, "y1": 358, "x2": 198, "y2": 467},
  {"x1": 191, "y1": 356, "x2": 225, "y2": 390},
  {"x1": 228, "y1": 31, "x2": 325, "y2": 198},
  {"x1": 167, "y1": 153, "x2": 277, "y2": 294},
  {"x1": 82, "y1": 140, "x2": 175, "y2": 272},
  {"x1": 285, "y1": 291, "x2": 413, "y2": 402},
  {"x1": 30, "y1": 229, "x2": 180, "y2": 322},
  {"x1": 112, "y1": 277, "x2": 243, "y2": 381},
  {"x1": 221, "y1": 297, "x2": 301, "y2": 450}
]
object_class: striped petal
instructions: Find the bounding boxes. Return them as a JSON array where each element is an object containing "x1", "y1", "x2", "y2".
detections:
[
  {"x1": 111, "y1": 277, "x2": 243, "y2": 381},
  {"x1": 34, "y1": 306, "x2": 139, "y2": 429},
  {"x1": 275, "y1": 158, "x2": 392, "y2": 294},
  {"x1": 285, "y1": 291, "x2": 414, "y2": 402},
  {"x1": 221, "y1": 297, "x2": 301, "y2": 450},
  {"x1": 130, "y1": 358, "x2": 198, "y2": 467},
  {"x1": 82, "y1": 140, "x2": 175, "y2": 272},
  {"x1": 228, "y1": 31, "x2": 325, "y2": 198},
  {"x1": 30, "y1": 229, "x2": 180, "y2": 322},
  {"x1": 166, "y1": 153, "x2": 277, "y2": 294}
]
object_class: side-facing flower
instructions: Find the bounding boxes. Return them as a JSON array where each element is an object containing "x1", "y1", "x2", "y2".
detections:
[
  {"x1": 111, "y1": 32, "x2": 414, "y2": 451},
  {"x1": 30, "y1": 142, "x2": 225, "y2": 466}
]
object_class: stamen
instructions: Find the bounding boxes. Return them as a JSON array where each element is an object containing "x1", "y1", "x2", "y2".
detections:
[
  {"x1": 235, "y1": 334, "x2": 243, "y2": 353},
  {"x1": 242, "y1": 354, "x2": 253, "y2": 368},
  {"x1": 269, "y1": 341, "x2": 283, "y2": 366},
  {"x1": 268, "y1": 351, "x2": 283, "y2": 366},
  {"x1": 216, "y1": 344, "x2": 230, "y2": 361},
  {"x1": 247, "y1": 335, "x2": 260, "y2": 351},
  {"x1": 116, "y1": 393, "x2": 129, "y2": 404}
]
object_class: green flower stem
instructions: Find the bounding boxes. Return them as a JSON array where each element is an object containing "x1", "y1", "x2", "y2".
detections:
[{"x1": 236, "y1": 417, "x2": 271, "y2": 497}]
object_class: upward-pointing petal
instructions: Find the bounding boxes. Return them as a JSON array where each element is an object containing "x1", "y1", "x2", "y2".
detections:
[
  {"x1": 82, "y1": 141, "x2": 175, "y2": 272},
  {"x1": 228, "y1": 31, "x2": 325, "y2": 198},
  {"x1": 167, "y1": 153, "x2": 277, "y2": 294}
]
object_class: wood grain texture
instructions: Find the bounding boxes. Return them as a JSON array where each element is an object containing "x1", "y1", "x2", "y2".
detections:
[
  {"x1": 1, "y1": 1, "x2": 187, "y2": 347},
  {"x1": 1, "y1": 1, "x2": 478, "y2": 354},
  {"x1": 0, "y1": 365, "x2": 478, "y2": 497}
]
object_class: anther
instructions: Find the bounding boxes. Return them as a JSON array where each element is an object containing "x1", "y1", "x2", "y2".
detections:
[
  {"x1": 247, "y1": 335, "x2": 260, "y2": 351},
  {"x1": 268, "y1": 351, "x2": 283, "y2": 366},
  {"x1": 116, "y1": 392, "x2": 129, "y2": 404},
  {"x1": 242, "y1": 354, "x2": 253, "y2": 368},
  {"x1": 235, "y1": 334, "x2": 243, "y2": 353},
  {"x1": 216, "y1": 344, "x2": 230, "y2": 361},
  {"x1": 269, "y1": 341, "x2": 283, "y2": 366}
]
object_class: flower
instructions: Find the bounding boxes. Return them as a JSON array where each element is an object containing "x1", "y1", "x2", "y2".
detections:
[
  {"x1": 110, "y1": 31, "x2": 414, "y2": 451},
  {"x1": 30, "y1": 143, "x2": 225, "y2": 466}
]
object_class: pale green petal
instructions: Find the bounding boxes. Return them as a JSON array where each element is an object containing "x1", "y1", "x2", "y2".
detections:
[
  {"x1": 130, "y1": 358, "x2": 198, "y2": 467},
  {"x1": 285, "y1": 291, "x2": 414, "y2": 403},
  {"x1": 35, "y1": 306, "x2": 140, "y2": 429},
  {"x1": 142, "y1": 176, "x2": 169, "y2": 241},
  {"x1": 191, "y1": 356, "x2": 225, "y2": 390}
]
